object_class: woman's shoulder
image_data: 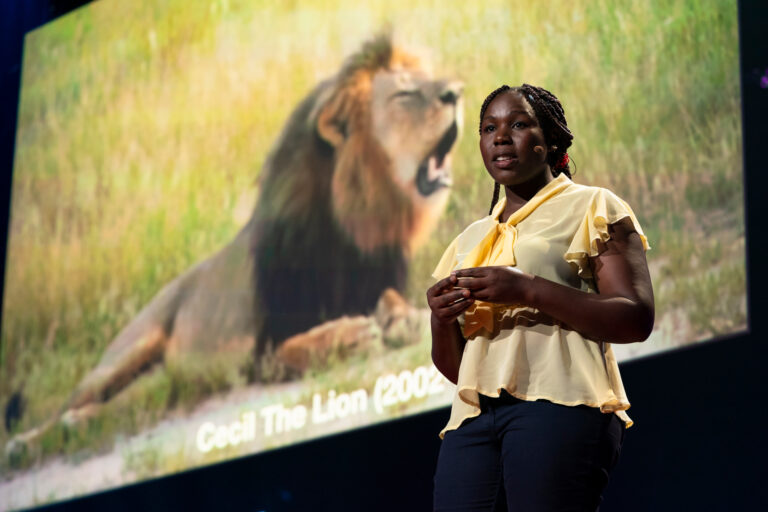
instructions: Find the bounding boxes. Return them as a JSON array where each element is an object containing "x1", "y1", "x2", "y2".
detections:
[
  {"x1": 559, "y1": 180, "x2": 634, "y2": 209},
  {"x1": 562, "y1": 179, "x2": 612, "y2": 196}
]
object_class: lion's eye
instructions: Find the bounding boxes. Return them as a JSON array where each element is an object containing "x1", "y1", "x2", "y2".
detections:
[{"x1": 391, "y1": 89, "x2": 422, "y2": 102}]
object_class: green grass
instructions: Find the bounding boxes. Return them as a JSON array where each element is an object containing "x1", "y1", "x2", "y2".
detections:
[{"x1": 1, "y1": 0, "x2": 744, "y2": 473}]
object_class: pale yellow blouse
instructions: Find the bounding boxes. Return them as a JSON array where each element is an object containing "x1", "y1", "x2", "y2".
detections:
[{"x1": 432, "y1": 174, "x2": 649, "y2": 438}]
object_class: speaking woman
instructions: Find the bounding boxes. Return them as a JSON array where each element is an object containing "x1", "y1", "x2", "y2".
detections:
[{"x1": 428, "y1": 84, "x2": 654, "y2": 512}]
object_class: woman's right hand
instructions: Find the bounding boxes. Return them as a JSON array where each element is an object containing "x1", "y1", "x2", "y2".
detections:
[{"x1": 427, "y1": 273, "x2": 475, "y2": 325}]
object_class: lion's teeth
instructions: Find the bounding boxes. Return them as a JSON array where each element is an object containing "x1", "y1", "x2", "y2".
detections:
[
  {"x1": 426, "y1": 154, "x2": 452, "y2": 183},
  {"x1": 428, "y1": 155, "x2": 439, "y2": 180}
]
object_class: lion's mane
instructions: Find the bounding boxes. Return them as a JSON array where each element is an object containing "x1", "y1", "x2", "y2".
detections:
[{"x1": 251, "y1": 36, "x2": 426, "y2": 350}]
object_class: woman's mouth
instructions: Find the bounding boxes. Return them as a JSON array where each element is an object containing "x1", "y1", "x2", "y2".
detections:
[{"x1": 493, "y1": 154, "x2": 518, "y2": 169}]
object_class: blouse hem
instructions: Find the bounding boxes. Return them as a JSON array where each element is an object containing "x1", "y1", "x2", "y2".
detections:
[{"x1": 439, "y1": 385, "x2": 632, "y2": 439}]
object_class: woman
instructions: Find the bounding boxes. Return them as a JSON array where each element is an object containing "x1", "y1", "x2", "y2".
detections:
[{"x1": 427, "y1": 84, "x2": 654, "y2": 512}]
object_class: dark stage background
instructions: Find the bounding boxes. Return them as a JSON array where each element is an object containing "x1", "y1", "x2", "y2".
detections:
[{"x1": 1, "y1": 1, "x2": 765, "y2": 510}]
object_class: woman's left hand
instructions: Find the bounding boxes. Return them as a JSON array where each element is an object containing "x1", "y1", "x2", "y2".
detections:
[{"x1": 453, "y1": 266, "x2": 534, "y2": 305}]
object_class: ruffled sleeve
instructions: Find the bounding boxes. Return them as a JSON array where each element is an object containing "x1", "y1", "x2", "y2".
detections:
[{"x1": 564, "y1": 188, "x2": 650, "y2": 278}]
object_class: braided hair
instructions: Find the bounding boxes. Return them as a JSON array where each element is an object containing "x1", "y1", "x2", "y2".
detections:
[{"x1": 479, "y1": 84, "x2": 574, "y2": 215}]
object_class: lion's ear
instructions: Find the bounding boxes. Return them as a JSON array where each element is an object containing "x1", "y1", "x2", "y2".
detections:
[{"x1": 316, "y1": 92, "x2": 349, "y2": 148}]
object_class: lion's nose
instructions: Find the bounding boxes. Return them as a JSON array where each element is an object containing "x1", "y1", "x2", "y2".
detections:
[{"x1": 439, "y1": 81, "x2": 464, "y2": 105}]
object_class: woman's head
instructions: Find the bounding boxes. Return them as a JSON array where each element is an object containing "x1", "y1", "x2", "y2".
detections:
[
  {"x1": 479, "y1": 84, "x2": 573, "y2": 177},
  {"x1": 479, "y1": 84, "x2": 574, "y2": 214}
]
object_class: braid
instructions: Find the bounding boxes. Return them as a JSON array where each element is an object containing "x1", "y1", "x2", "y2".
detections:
[
  {"x1": 517, "y1": 84, "x2": 574, "y2": 178},
  {"x1": 489, "y1": 182, "x2": 500, "y2": 216}
]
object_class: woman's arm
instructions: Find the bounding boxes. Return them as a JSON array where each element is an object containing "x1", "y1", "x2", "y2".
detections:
[
  {"x1": 426, "y1": 275, "x2": 472, "y2": 383},
  {"x1": 454, "y1": 218, "x2": 655, "y2": 344}
]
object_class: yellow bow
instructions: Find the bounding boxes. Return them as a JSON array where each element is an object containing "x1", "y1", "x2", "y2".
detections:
[
  {"x1": 459, "y1": 175, "x2": 572, "y2": 337},
  {"x1": 460, "y1": 223, "x2": 518, "y2": 336}
]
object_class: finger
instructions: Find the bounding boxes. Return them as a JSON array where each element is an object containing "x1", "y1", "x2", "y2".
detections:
[
  {"x1": 432, "y1": 282, "x2": 466, "y2": 301},
  {"x1": 437, "y1": 297, "x2": 475, "y2": 320},
  {"x1": 434, "y1": 288, "x2": 471, "y2": 308},
  {"x1": 429, "y1": 288, "x2": 465, "y2": 310},
  {"x1": 454, "y1": 267, "x2": 486, "y2": 278},
  {"x1": 456, "y1": 276, "x2": 487, "y2": 290},
  {"x1": 441, "y1": 274, "x2": 459, "y2": 290},
  {"x1": 428, "y1": 274, "x2": 459, "y2": 297},
  {"x1": 469, "y1": 289, "x2": 491, "y2": 301}
]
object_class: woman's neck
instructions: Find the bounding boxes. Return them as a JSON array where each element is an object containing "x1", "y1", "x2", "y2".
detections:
[{"x1": 499, "y1": 170, "x2": 554, "y2": 222}]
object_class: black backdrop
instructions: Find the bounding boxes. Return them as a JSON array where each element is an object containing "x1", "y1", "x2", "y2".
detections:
[{"x1": 1, "y1": 1, "x2": 766, "y2": 511}]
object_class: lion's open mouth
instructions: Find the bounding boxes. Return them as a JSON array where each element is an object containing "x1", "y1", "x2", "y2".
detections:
[{"x1": 416, "y1": 122, "x2": 458, "y2": 196}]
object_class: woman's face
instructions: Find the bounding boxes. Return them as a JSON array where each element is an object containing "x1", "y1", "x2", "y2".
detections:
[{"x1": 479, "y1": 91, "x2": 551, "y2": 187}]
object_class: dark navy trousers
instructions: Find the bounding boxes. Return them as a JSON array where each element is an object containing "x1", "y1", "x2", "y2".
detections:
[{"x1": 433, "y1": 391, "x2": 625, "y2": 512}]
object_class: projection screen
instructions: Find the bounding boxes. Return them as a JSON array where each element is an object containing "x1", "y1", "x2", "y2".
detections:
[{"x1": 0, "y1": 0, "x2": 744, "y2": 508}]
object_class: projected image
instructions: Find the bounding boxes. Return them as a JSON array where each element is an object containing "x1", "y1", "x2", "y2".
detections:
[{"x1": 1, "y1": 0, "x2": 743, "y2": 508}]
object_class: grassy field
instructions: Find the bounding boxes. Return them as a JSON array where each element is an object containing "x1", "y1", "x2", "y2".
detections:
[{"x1": 1, "y1": 0, "x2": 743, "y2": 477}]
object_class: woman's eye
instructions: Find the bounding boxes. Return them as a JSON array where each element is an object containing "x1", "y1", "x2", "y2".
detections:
[
  {"x1": 483, "y1": 125, "x2": 495, "y2": 133},
  {"x1": 512, "y1": 121, "x2": 527, "y2": 129}
]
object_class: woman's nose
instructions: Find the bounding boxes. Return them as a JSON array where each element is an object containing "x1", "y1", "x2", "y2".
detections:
[{"x1": 494, "y1": 127, "x2": 511, "y2": 144}]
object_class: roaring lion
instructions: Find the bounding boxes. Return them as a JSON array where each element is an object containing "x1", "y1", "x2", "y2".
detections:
[
  {"x1": 252, "y1": 36, "x2": 461, "y2": 351},
  {"x1": 7, "y1": 35, "x2": 461, "y2": 445}
]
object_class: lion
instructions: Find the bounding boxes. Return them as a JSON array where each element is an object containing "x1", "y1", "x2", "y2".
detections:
[
  {"x1": 6, "y1": 35, "x2": 462, "y2": 448},
  {"x1": 251, "y1": 36, "x2": 462, "y2": 351}
]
